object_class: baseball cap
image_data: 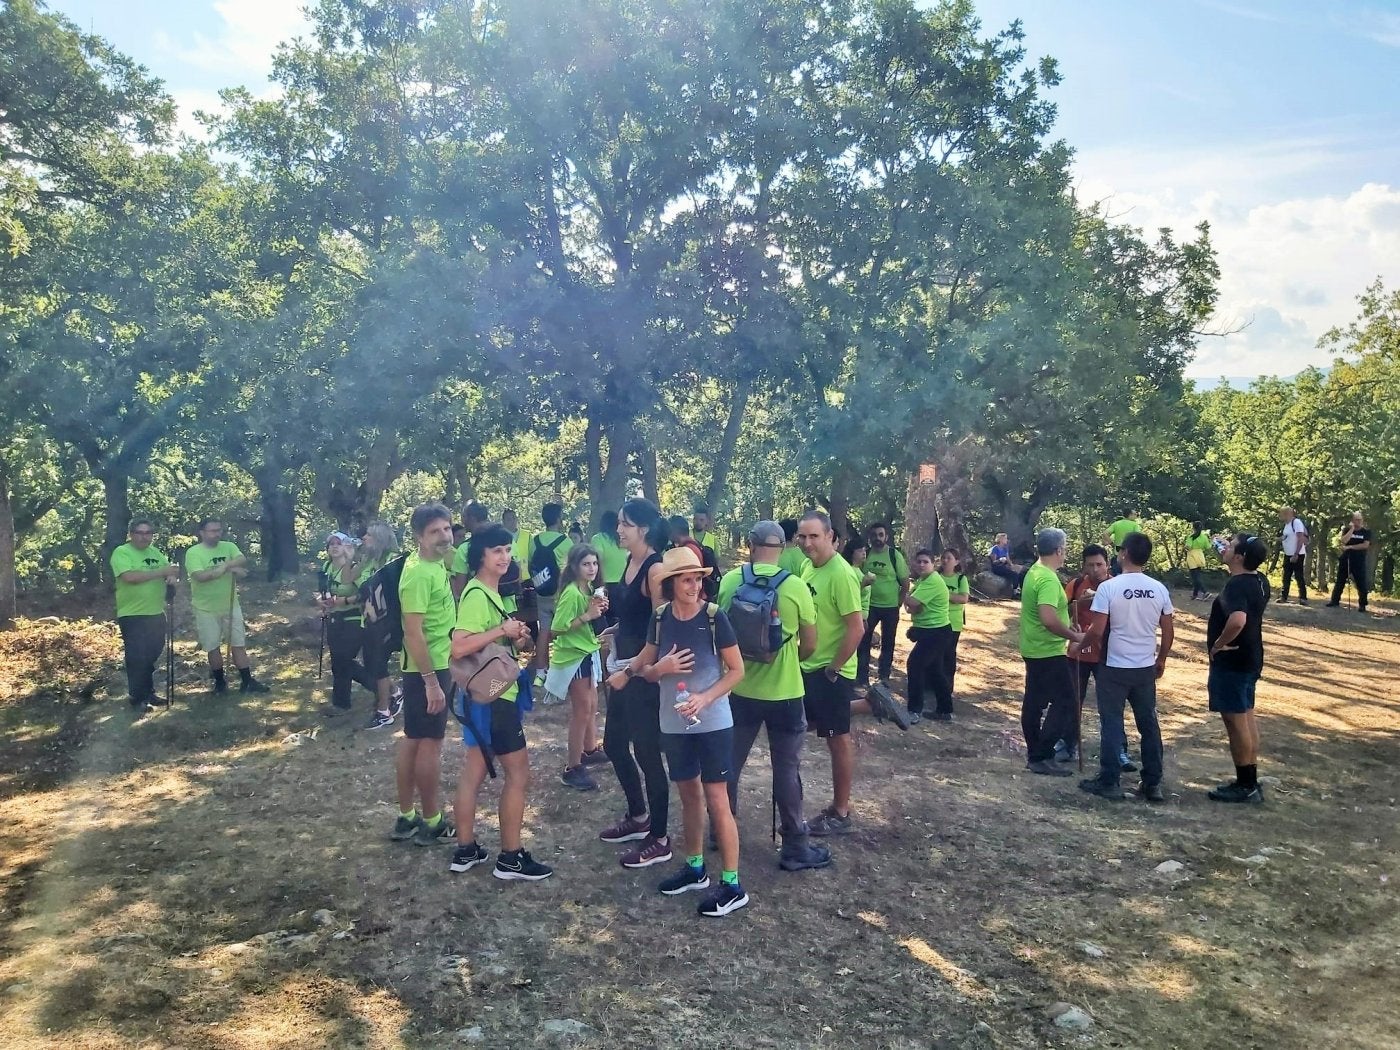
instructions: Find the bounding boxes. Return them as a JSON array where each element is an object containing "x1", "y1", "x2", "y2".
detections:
[{"x1": 749, "y1": 520, "x2": 786, "y2": 548}]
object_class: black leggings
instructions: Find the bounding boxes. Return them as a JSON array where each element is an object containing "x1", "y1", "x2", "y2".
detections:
[
  {"x1": 1190, "y1": 568, "x2": 1205, "y2": 597},
  {"x1": 857, "y1": 604, "x2": 901, "y2": 684},
  {"x1": 603, "y1": 676, "x2": 669, "y2": 838},
  {"x1": 327, "y1": 615, "x2": 376, "y2": 709}
]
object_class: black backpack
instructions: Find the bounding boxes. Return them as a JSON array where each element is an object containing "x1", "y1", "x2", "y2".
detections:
[
  {"x1": 696, "y1": 543, "x2": 720, "y2": 601},
  {"x1": 530, "y1": 534, "x2": 568, "y2": 597},
  {"x1": 360, "y1": 554, "x2": 409, "y2": 649}
]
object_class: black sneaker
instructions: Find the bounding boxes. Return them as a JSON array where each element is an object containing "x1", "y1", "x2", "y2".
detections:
[
  {"x1": 1027, "y1": 759, "x2": 1073, "y2": 777},
  {"x1": 931, "y1": 711, "x2": 953, "y2": 722},
  {"x1": 697, "y1": 882, "x2": 749, "y2": 917},
  {"x1": 581, "y1": 747, "x2": 610, "y2": 767},
  {"x1": 1325, "y1": 602, "x2": 1340, "y2": 608},
  {"x1": 1208, "y1": 782, "x2": 1263, "y2": 804},
  {"x1": 658, "y1": 863, "x2": 710, "y2": 895},
  {"x1": 808, "y1": 807, "x2": 853, "y2": 836},
  {"x1": 1079, "y1": 776, "x2": 1124, "y2": 800},
  {"x1": 493, "y1": 849, "x2": 554, "y2": 881},
  {"x1": 364, "y1": 710, "x2": 395, "y2": 730},
  {"x1": 866, "y1": 682, "x2": 911, "y2": 730},
  {"x1": 779, "y1": 842, "x2": 833, "y2": 872},
  {"x1": 1142, "y1": 783, "x2": 1165, "y2": 803},
  {"x1": 449, "y1": 841, "x2": 490, "y2": 873},
  {"x1": 389, "y1": 814, "x2": 420, "y2": 841},
  {"x1": 413, "y1": 816, "x2": 456, "y2": 846},
  {"x1": 240, "y1": 675, "x2": 271, "y2": 694},
  {"x1": 389, "y1": 688, "x2": 405, "y2": 718},
  {"x1": 561, "y1": 764, "x2": 599, "y2": 791},
  {"x1": 907, "y1": 711, "x2": 923, "y2": 725}
]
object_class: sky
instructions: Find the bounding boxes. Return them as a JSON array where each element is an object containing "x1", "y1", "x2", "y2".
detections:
[{"x1": 50, "y1": 0, "x2": 1400, "y2": 381}]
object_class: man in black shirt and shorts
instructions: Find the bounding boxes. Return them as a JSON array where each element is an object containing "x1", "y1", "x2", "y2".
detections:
[{"x1": 1206, "y1": 534, "x2": 1271, "y2": 804}]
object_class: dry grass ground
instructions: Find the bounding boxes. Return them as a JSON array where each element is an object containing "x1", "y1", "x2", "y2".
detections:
[{"x1": 1, "y1": 582, "x2": 1397, "y2": 1049}]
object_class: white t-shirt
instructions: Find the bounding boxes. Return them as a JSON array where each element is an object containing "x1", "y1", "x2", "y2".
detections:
[
  {"x1": 1281, "y1": 517, "x2": 1308, "y2": 557},
  {"x1": 1090, "y1": 572, "x2": 1174, "y2": 669}
]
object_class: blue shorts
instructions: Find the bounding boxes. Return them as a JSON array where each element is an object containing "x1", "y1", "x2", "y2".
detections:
[
  {"x1": 1208, "y1": 666, "x2": 1259, "y2": 714},
  {"x1": 661, "y1": 727, "x2": 734, "y2": 784}
]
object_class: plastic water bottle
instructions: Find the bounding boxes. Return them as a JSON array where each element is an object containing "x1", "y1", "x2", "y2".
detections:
[
  {"x1": 674, "y1": 681, "x2": 701, "y2": 729},
  {"x1": 767, "y1": 606, "x2": 783, "y2": 653}
]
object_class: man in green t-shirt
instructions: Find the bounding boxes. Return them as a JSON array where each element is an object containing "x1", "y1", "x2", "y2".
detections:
[
  {"x1": 796, "y1": 511, "x2": 866, "y2": 837},
  {"x1": 111, "y1": 518, "x2": 180, "y2": 713},
  {"x1": 856, "y1": 523, "x2": 909, "y2": 689},
  {"x1": 185, "y1": 518, "x2": 269, "y2": 695},
  {"x1": 530, "y1": 502, "x2": 574, "y2": 685},
  {"x1": 716, "y1": 520, "x2": 829, "y2": 872},
  {"x1": 693, "y1": 506, "x2": 721, "y2": 571},
  {"x1": 1019, "y1": 528, "x2": 1085, "y2": 776},
  {"x1": 1104, "y1": 510, "x2": 1140, "y2": 575},
  {"x1": 776, "y1": 519, "x2": 813, "y2": 578},
  {"x1": 390, "y1": 502, "x2": 459, "y2": 847}
]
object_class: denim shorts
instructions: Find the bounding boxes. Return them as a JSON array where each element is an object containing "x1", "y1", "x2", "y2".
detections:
[{"x1": 1207, "y1": 665, "x2": 1259, "y2": 714}]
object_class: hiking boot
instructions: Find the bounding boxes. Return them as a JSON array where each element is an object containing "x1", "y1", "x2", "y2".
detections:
[
  {"x1": 1028, "y1": 759, "x2": 1073, "y2": 777},
  {"x1": 364, "y1": 710, "x2": 395, "y2": 730},
  {"x1": 494, "y1": 849, "x2": 554, "y2": 881},
  {"x1": 1079, "y1": 776, "x2": 1124, "y2": 800},
  {"x1": 866, "y1": 682, "x2": 910, "y2": 730},
  {"x1": 697, "y1": 882, "x2": 749, "y2": 917},
  {"x1": 1208, "y1": 782, "x2": 1264, "y2": 804},
  {"x1": 561, "y1": 764, "x2": 599, "y2": 791},
  {"x1": 581, "y1": 747, "x2": 610, "y2": 767},
  {"x1": 449, "y1": 841, "x2": 490, "y2": 873},
  {"x1": 211, "y1": 669, "x2": 228, "y2": 694},
  {"x1": 1119, "y1": 750, "x2": 1137, "y2": 773},
  {"x1": 808, "y1": 807, "x2": 853, "y2": 836},
  {"x1": 599, "y1": 814, "x2": 650, "y2": 843},
  {"x1": 240, "y1": 673, "x2": 271, "y2": 694},
  {"x1": 413, "y1": 815, "x2": 456, "y2": 846},
  {"x1": 389, "y1": 814, "x2": 420, "y2": 841},
  {"x1": 779, "y1": 842, "x2": 833, "y2": 872},
  {"x1": 620, "y1": 835, "x2": 673, "y2": 869},
  {"x1": 1142, "y1": 783, "x2": 1165, "y2": 803},
  {"x1": 658, "y1": 863, "x2": 711, "y2": 895}
]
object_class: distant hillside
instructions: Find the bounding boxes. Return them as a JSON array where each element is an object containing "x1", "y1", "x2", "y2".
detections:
[{"x1": 1189, "y1": 368, "x2": 1331, "y2": 393}]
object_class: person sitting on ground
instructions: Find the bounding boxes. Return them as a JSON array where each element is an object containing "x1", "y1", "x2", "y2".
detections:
[
  {"x1": 903, "y1": 549, "x2": 955, "y2": 724},
  {"x1": 779, "y1": 519, "x2": 813, "y2": 578},
  {"x1": 449, "y1": 524, "x2": 553, "y2": 881},
  {"x1": 987, "y1": 532, "x2": 1026, "y2": 596},
  {"x1": 1019, "y1": 528, "x2": 1085, "y2": 776},
  {"x1": 544, "y1": 544, "x2": 610, "y2": 791},
  {"x1": 111, "y1": 518, "x2": 181, "y2": 715},
  {"x1": 1186, "y1": 521, "x2": 1213, "y2": 601},
  {"x1": 391, "y1": 503, "x2": 457, "y2": 846},
  {"x1": 1206, "y1": 533, "x2": 1271, "y2": 803},
  {"x1": 1077, "y1": 532, "x2": 1173, "y2": 803},
  {"x1": 938, "y1": 550, "x2": 970, "y2": 700},
  {"x1": 185, "y1": 518, "x2": 270, "y2": 695},
  {"x1": 717, "y1": 520, "x2": 830, "y2": 874},
  {"x1": 617, "y1": 545, "x2": 750, "y2": 917}
]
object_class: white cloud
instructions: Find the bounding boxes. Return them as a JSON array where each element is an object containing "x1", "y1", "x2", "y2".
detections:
[
  {"x1": 156, "y1": 0, "x2": 311, "y2": 82},
  {"x1": 1356, "y1": 7, "x2": 1400, "y2": 47},
  {"x1": 1072, "y1": 139, "x2": 1400, "y2": 380}
]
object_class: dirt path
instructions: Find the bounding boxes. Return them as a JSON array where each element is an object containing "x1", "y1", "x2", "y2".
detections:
[{"x1": 1, "y1": 588, "x2": 1397, "y2": 1048}]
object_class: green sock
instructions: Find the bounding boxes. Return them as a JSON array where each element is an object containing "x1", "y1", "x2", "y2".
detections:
[
  {"x1": 687, "y1": 854, "x2": 704, "y2": 871},
  {"x1": 400, "y1": 809, "x2": 417, "y2": 821},
  {"x1": 425, "y1": 811, "x2": 443, "y2": 828},
  {"x1": 721, "y1": 869, "x2": 739, "y2": 886}
]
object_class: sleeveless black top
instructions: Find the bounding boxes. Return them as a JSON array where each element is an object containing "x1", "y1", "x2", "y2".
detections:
[{"x1": 614, "y1": 550, "x2": 663, "y2": 659}]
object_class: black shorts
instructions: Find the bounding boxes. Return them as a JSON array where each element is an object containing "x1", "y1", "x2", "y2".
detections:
[
  {"x1": 400, "y1": 668, "x2": 451, "y2": 740},
  {"x1": 802, "y1": 670, "x2": 854, "y2": 738},
  {"x1": 361, "y1": 624, "x2": 393, "y2": 681},
  {"x1": 459, "y1": 696, "x2": 527, "y2": 756},
  {"x1": 662, "y1": 726, "x2": 735, "y2": 784},
  {"x1": 575, "y1": 652, "x2": 596, "y2": 681}
]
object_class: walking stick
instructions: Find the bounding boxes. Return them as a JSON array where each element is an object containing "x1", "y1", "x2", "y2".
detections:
[
  {"x1": 165, "y1": 582, "x2": 176, "y2": 708},
  {"x1": 317, "y1": 569, "x2": 330, "y2": 678},
  {"x1": 225, "y1": 570, "x2": 238, "y2": 673}
]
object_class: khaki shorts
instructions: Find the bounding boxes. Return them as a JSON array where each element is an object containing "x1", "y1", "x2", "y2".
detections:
[{"x1": 195, "y1": 605, "x2": 246, "y2": 651}]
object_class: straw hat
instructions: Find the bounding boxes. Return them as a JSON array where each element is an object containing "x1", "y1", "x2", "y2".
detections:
[{"x1": 655, "y1": 545, "x2": 713, "y2": 581}]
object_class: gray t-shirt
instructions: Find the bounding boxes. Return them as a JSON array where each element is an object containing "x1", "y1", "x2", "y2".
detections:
[{"x1": 647, "y1": 603, "x2": 737, "y2": 734}]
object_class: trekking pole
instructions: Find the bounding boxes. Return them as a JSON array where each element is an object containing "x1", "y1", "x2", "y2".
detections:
[
  {"x1": 226, "y1": 571, "x2": 238, "y2": 673},
  {"x1": 165, "y1": 582, "x2": 176, "y2": 708},
  {"x1": 1066, "y1": 658, "x2": 1084, "y2": 774},
  {"x1": 318, "y1": 615, "x2": 327, "y2": 678}
]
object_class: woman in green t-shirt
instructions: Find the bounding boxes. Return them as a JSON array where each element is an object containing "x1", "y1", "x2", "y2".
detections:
[
  {"x1": 545, "y1": 544, "x2": 611, "y2": 790},
  {"x1": 1186, "y1": 521, "x2": 1213, "y2": 600},
  {"x1": 902, "y1": 549, "x2": 955, "y2": 723}
]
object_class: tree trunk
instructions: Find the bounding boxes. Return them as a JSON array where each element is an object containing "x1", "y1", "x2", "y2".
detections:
[
  {"x1": 101, "y1": 471, "x2": 131, "y2": 580},
  {"x1": 586, "y1": 412, "x2": 634, "y2": 521},
  {"x1": 0, "y1": 457, "x2": 16, "y2": 629},
  {"x1": 639, "y1": 446, "x2": 660, "y2": 510},
  {"x1": 902, "y1": 469, "x2": 939, "y2": 555},
  {"x1": 256, "y1": 464, "x2": 301, "y2": 581},
  {"x1": 705, "y1": 378, "x2": 752, "y2": 516},
  {"x1": 1383, "y1": 553, "x2": 1394, "y2": 594}
]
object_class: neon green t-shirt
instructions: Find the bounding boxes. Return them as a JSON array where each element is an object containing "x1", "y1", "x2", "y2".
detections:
[
  {"x1": 864, "y1": 546, "x2": 908, "y2": 608},
  {"x1": 717, "y1": 562, "x2": 816, "y2": 701},
  {"x1": 111, "y1": 543, "x2": 169, "y2": 618},
  {"x1": 940, "y1": 571, "x2": 970, "y2": 633},
  {"x1": 1109, "y1": 518, "x2": 1138, "y2": 548},
  {"x1": 801, "y1": 554, "x2": 862, "y2": 679},
  {"x1": 512, "y1": 530, "x2": 532, "y2": 569},
  {"x1": 591, "y1": 532, "x2": 629, "y2": 584},
  {"x1": 777, "y1": 545, "x2": 812, "y2": 578},
  {"x1": 909, "y1": 572, "x2": 950, "y2": 629},
  {"x1": 324, "y1": 556, "x2": 378, "y2": 625},
  {"x1": 1019, "y1": 562, "x2": 1069, "y2": 659},
  {"x1": 457, "y1": 579, "x2": 519, "y2": 701},
  {"x1": 1187, "y1": 531, "x2": 1213, "y2": 553},
  {"x1": 695, "y1": 530, "x2": 719, "y2": 557},
  {"x1": 398, "y1": 552, "x2": 454, "y2": 672},
  {"x1": 449, "y1": 540, "x2": 520, "y2": 614},
  {"x1": 185, "y1": 541, "x2": 243, "y2": 615},
  {"x1": 550, "y1": 581, "x2": 601, "y2": 666}
]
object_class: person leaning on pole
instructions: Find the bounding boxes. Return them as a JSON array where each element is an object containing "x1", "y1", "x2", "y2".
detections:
[
  {"x1": 1328, "y1": 511, "x2": 1372, "y2": 613},
  {"x1": 184, "y1": 518, "x2": 270, "y2": 695},
  {"x1": 110, "y1": 518, "x2": 181, "y2": 716}
]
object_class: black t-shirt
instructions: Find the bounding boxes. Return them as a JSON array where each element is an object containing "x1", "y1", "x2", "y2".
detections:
[
  {"x1": 1207, "y1": 572, "x2": 1270, "y2": 675},
  {"x1": 1344, "y1": 527, "x2": 1372, "y2": 555}
]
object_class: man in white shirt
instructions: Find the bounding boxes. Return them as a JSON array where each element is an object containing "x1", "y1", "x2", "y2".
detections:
[
  {"x1": 1077, "y1": 531, "x2": 1174, "y2": 802},
  {"x1": 1277, "y1": 507, "x2": 1309, "y2": 605}
]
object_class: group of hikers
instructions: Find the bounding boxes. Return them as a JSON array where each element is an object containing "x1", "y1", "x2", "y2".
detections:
[{"x1": 111, "y1": 498, "x2": 1298, "y2": 918}]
